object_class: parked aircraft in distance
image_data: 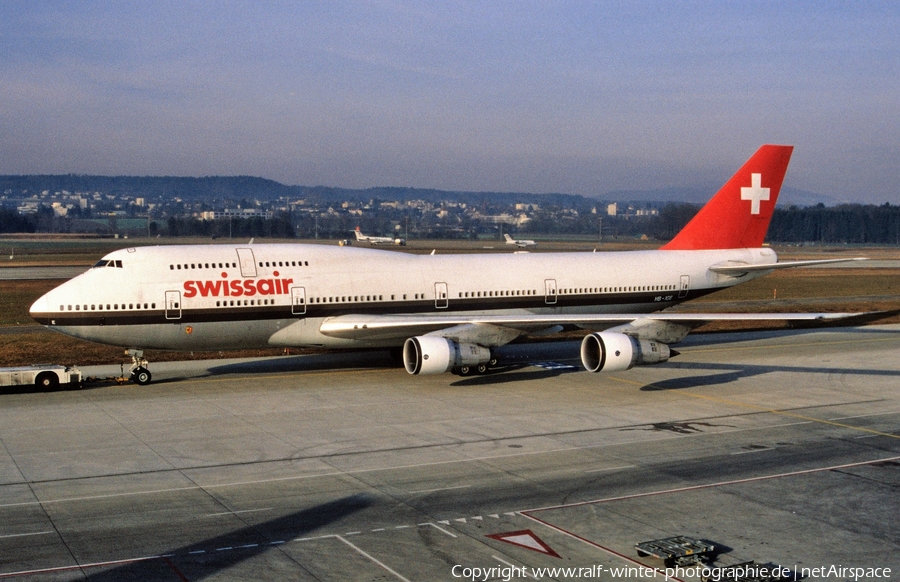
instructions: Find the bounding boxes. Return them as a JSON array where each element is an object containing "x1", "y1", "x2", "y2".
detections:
[
  {"x1": 31, "y1": 145, "x2": 865, "y2": 385},
  {"x1": 354, "y1": 227, "x2": 406, "y2": 246},
  {"x1": 504, "y1": 234, "x2": 537, "y2": 248}
]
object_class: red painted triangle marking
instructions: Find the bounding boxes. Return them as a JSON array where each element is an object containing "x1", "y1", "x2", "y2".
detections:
[{"x1": 486, "y1": 529, "x2": 561, "y2": 558}]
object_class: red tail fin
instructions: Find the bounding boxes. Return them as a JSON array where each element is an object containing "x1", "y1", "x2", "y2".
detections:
[{"x1": 660, "y1": 145, "x2": 793, "y2": 250}]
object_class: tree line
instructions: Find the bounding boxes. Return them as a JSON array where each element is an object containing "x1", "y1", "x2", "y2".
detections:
[
  {"x1": 526, "y1": 202, "x2": 900, "y2": 245},
  {"x1": 3, "y1": 203, "x2": 900, "y2": 244}
]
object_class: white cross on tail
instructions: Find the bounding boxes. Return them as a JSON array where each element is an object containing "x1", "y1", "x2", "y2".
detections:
[{"x1": 741, "y1": 173, "x2": 770, "y2": 215}]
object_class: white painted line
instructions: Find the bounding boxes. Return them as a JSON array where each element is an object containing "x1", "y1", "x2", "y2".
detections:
[
  {"x1": 336, "y1": 535, "x2": 412, "y2": 582},
  {"x1": 425, "y1": 522, "x2": 458, "y2": 538},
  {"x1": 0, "y1": 531, "x2": 54, "y2": 539},
  {"x1": 204, "y1": 507, "x2": 273, "y2": 517},
  {"x1": 407, "y1": 484, "x2": 471, "y2": 494},
  {"x1": 371, "y1": 528, "x2": 386, "y2": 532},
  {"x1": 827, "y1": 410, "x2": 900, "y2": 421},
  {"x1": 0, "y1": 556, "x2": 165, "y2": 578},
  {"x1": 584, "y1": 464, "x2": 636, "y2": 473},
  {"x1": 345, "y1": 531, "x2": 361, "y2": 535},
  {"x1": 524, "y1": 454, "x2": 900, "y2": 513},
  {"x1": 731, "y1": 448, "x2": 773, "y2": 455}
]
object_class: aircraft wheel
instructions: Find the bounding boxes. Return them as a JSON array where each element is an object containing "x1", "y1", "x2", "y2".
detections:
[
  {"x1": 476, "y1": 363, "x2": 489, "y2": 375},
  {"x1": 35, "y1": 372, "x2": 59, "y2": 391},
  {"x1": 458, "y1": 365, "x2": 473, "y2": 376},
  {"x1": 132, "y1": 367, "x2": 152, "y2": 385}
]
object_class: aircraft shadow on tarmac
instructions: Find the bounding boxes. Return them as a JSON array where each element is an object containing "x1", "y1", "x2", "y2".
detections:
[
  {"x1": 640, "y1": 360, "x2": 900, "y2": 391},
  {"x1": 80, "y1": 494, "x2": 372, "y2": 581},
  {"x1": 676, "y1": 318, "x2": 900, "y2": 348},
  {"x1": 204, "y1": 350, "x2": 398, "y2": 377},
  {"x1": 450, "y1": 364, "x2": 581, "y2": 386}
]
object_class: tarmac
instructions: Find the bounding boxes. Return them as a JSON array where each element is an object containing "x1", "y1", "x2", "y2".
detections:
[{"x1": 0, "y1": 325, "x2": 898, "y2": 581}]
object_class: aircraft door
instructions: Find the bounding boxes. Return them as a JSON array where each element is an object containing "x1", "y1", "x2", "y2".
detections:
[
  {"x1": 291, "y1": 286, "x2": 307, "y2": 315},
  {"x1": 544, "y1": 279, "x2": 558, "y2": 305},
  {"x1": 165, "y1": 290, "x2": 182, "y2": 320},
  {"x1": 236, "y1": 248, "x2": 257, "y2": 277},
  {"x1": 679, "y1": 275, "x2": 690, "y2": 298},
  {"x1": 434, "y1": 282, "x2": 448, "y2": 309}
]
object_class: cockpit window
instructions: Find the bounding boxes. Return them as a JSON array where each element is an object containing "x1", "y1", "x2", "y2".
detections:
[{"x1": 92, "y1": 259, "x2": 124, "y2": 268}]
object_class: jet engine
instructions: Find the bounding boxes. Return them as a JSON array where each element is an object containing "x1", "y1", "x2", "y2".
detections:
[
  {"x1": 403, "y1": 336, "x2": 492, "y2": 375},
  {"x1": 580, "y1": 332, "x2": 672, "y2": 373}
]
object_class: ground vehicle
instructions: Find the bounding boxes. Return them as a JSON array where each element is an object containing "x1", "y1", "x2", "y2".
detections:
[
  {"x1": 635, "y1": 536, "x2": 715, "y2": 567},
  {"x1": 0, "y1": 365, "x2": 82, "y2": 390}
]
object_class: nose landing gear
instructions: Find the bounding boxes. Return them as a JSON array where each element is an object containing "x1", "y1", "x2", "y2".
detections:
[{"x1": 127, "y1": 349, "x2": 152, "y2": 385}]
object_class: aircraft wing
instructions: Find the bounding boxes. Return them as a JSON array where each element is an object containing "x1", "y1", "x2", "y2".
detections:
[{"x1": 318, "y1": 311, "x2": 860, "y2": 344}]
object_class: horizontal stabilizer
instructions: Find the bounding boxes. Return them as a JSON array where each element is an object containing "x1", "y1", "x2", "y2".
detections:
[{"x1": 709, "y1": 257, "x2": 868, "y2": 274}]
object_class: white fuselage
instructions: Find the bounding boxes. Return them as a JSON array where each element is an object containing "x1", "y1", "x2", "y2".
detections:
[{"x1": 30, "y1": 244, "x2": 777, "y2": 351}]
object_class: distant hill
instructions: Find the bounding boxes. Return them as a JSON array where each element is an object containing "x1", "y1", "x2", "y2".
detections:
[
  {"x1": 1, "y1": 175, "x2": 592, "y2": 209},
  {"x1": 1, "y1": 174, "x2": 838, "y2": 208},
  {"x1": 0, "y1": 175, "x2": 290, "y2": 201}
]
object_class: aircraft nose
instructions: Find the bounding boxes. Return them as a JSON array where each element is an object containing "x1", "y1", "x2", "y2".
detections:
[{"x1": 30, "y1": 292, "x2": 53, "y2": 324}]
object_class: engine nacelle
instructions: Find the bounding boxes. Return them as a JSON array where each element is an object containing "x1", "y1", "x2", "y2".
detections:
[
  {"x1": 403, "y1": 336, "x2": 491, "y2": 375},
  {"x1": 580, "y1": 332, "x2": 671, "y2": 373}
]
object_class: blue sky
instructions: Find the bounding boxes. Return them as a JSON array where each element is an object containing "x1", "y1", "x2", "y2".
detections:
[{"x1": 2, "y1": 1, "x2": 898, "y2": 203}]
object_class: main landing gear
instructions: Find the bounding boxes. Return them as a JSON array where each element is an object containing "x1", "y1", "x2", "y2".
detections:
[
  {"x1": 452, "y1": 358, "x2": 499, "y2": 377},
  {"x1": 127, "y1": 349, "x2": 152, "y2": 385}
]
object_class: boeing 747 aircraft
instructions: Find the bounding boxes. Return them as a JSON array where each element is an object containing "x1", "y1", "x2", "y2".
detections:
[{"x1": 30, "y1": 145, "x2": 862, "y2": 385}]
